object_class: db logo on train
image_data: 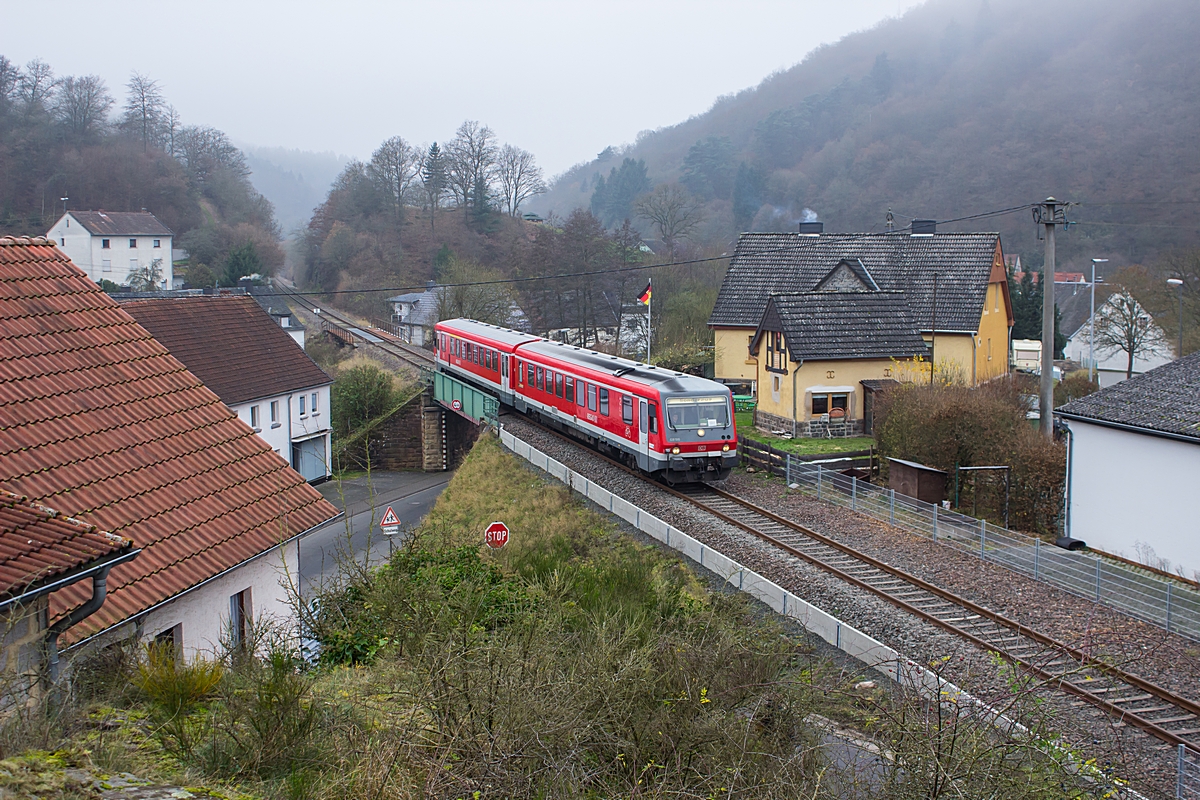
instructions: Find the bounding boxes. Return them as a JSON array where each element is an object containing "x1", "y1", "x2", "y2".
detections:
[{"x1": 485, "y1": 521, "x2": 510, "y2": 549}]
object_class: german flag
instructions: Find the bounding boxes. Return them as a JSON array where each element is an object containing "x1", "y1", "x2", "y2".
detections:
[{"x1": 637, "y1": 281, "x2": 652, "y2": 305}]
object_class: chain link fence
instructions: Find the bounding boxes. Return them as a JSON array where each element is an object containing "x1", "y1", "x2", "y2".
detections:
[
  {"x1": 777, "y1": 455, "x2": 1200, "y2": 642},
  {"x1": 1181, "y1": 745, "x2": 1200, "y2": 799}
]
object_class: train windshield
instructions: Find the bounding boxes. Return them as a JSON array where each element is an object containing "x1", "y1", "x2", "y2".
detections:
[{"x1": 665, "y1": 396, "x2": 729, "y2": 429}]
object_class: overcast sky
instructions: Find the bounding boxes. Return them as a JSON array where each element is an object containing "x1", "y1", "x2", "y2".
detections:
[{"x1": 2, "y1": 0, "x2": 923, "y2": 176}]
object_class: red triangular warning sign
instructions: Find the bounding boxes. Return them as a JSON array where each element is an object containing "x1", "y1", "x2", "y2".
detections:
[{"x1": 380, "y1": 506, "x2": 400, "y2": 528}]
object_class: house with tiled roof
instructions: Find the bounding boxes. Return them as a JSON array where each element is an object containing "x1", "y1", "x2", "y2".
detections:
[
  {"x1": 1058, "y1": 281, "x2": 1174, "y2": 387},
  {"x1": 0, "y1": 491, "x2": 137, "y2": 702},
  {"x1": 712, "y1": 224, "x2": 1012, "y2": 434},
  {"x1": 0, "y1": 237, "x2": 340, "y2": 666},
  {"x1": 748, "y1": 287, "x2": 927, "y2": 436},
  {"x1": 47, "y1": 211, "x2": 174, "y2": 289},
  {"x1": 1057, "y1": 352, "x2": 1200, "y2": 579},
  {"x1": 121, "y1": 295, "x2": 334, "y2": 483}
]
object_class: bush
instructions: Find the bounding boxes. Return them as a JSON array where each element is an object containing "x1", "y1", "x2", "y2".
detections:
[
  {"x1": 873, "y1": 379, "x2": 1065, "y2": 534},
  {"x1": 330, "y1": 364, "x2": 397, "y2": 438},
  {"x1": 1054, "y1": 370, "x2": 1099, "y2": 406}
]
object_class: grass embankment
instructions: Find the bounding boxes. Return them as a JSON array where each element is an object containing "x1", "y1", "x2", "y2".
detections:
[
  {"x1": 4, "y1": 437, "x2": 1107, "y2": 799},
  {"x1": 736, "y1": 410, "x2": 875, "y2": 456}
]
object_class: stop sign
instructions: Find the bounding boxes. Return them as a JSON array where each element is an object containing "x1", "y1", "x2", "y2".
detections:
[{"x1": 484, "y1": 521, "x2": 510, "y2": 549}]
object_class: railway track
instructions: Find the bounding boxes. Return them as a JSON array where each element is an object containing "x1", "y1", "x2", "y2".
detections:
[
  {"x1": 271, "y1": 284, "x2": 436, "y2": 371},
  {"x1": 516, "y1": 414, "x2": 1200, "y2": 755}
]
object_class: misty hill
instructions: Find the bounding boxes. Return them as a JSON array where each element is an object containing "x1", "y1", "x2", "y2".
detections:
[
  {"x1": 530, "y1": 0, "x2": 1200, "y2": 269},
  {"x1": 241, "y1": 145, "x2": 349, "y2": 235}
]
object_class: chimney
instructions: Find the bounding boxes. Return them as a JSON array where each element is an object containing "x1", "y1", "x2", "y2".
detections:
[
  {"x1": 911, "y1": 219, "x2": 937, "y2": 236},
  {"x1": 799, "y1": 221, "x2": 823, "y2": 235}
]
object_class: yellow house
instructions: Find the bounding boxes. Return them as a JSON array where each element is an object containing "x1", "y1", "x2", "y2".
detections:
[
  {"x1": 709, "y1": 224, "x2": 1014, "y2": 400},
  {"x1": 749, "y1": 287, "x2": 930, "y2": 437}
]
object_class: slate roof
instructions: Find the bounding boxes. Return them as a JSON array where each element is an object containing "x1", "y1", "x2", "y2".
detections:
[
  {"x1": 752, "y1": 292, "x2": 929, "y2": 362},
  {"x1": 68, "y1": 211, "x2": 172, "y2": 237},
  {"x1": 0, "y1": 491, "x2": 134, "y2": 599},
  {"x1": 1058, "y1": 282, "x2": 1116, "y2": 340},
  {"x1": 710, "y1": 231, "x2": 1001, "y2": 333},
  {"x1": 120, "y1": 295, "x2": 331, "y2": 406},
  {"x1": 1057, "y1": 351, "x2": 1200, "y2": 440},
  {"x1": 386, "y1": 289, "x2": 440, "y2": 327},
  {"x1": 0, "y1": 237, "x2": 339, "y2": 639}
]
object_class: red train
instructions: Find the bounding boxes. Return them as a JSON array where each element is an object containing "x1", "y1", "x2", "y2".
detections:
[{"x1": 434, "y1": 318, "x2": 739, "y2": 483}]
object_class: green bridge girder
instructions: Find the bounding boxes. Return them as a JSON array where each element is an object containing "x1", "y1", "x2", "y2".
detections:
[{"x1": 431, "y1": 370, "x2": 499, "y2": 428}]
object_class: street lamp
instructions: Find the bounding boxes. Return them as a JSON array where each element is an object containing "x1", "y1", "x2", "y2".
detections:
[
  {"x1": 1168, "y1": 278, "x2": 1184, "y2": 358},
  {"x1": 1089, "y1": 258, "x2": 1107, "y2": 383}
]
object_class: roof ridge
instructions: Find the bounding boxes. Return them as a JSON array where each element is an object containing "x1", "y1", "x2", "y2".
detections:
[{"x1": 0, "y1": 236, "x2": 55, "y2": 247}]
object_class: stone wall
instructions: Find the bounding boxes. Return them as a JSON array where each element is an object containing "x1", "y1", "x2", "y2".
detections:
[
  {"x1": 0, "y1": 598, "x2": 48, "y2": 711},
  {"x1": 753, "y1": 408, "x2": 863, "y2": 439},
  {"x1": 341, "y1": 389, "x2": 481, "y2": 473}
]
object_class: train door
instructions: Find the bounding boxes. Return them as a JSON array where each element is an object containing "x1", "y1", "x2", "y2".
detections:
[
  {"x1": 638, "y1": 398, "x2": 649, "y2": 466},
  {"x1": 500, "y1": 350, "x2": 509, "y2": 396}
]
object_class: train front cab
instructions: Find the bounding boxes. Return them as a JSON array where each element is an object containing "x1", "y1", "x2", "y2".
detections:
[{"x1": 654, "y1": 392, "x2": 738, "y2": 484}]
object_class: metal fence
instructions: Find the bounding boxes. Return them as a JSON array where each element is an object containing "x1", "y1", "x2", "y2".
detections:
[
  {"x1": 779, "y1": 456, "x2": 1200, "y2": 642},
  {"x1": 1181, "y1": 745, "x2": 1200, "y2": 799}
]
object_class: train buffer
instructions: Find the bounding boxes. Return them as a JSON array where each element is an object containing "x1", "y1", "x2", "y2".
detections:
[{"x1": 433, "y1": 370, "x2": 499, "y2": 428}]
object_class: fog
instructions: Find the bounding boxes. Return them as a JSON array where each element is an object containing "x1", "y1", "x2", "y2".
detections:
[{"x1": 0, "y1": 0, "x2": 921, "y2": 175}]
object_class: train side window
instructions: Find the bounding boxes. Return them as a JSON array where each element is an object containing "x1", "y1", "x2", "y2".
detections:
[
  {"x1": 565, "y1": 377, "x2": 574, "y2": 403},
  {"x1": 577, "y1": 381, "x2": 586, "y2": 406},
  {"x1": 588, "y1": 384, "x2": 597, "y2": 412},
  {"x1": 599, "y1": 388, "x2": 609, "y2": 416},
  {"x1": 621, "y1": 395, "x2": 633, "y2": 425},
  {"x1": 555, "y1": 372, "x2": 563, "y2": 398},
  {"x1": 639, "y1": 399, "x2": 647, "y2": 432},
  {"x1": 648, "y1": 402, "x2": 659, "y2": 434},
  {"x1": 527, "y1": 363, "x2": 535, "y2": 385},
  {"x1": 537, "y1": 367, "x2": 544, "y2": 391}
]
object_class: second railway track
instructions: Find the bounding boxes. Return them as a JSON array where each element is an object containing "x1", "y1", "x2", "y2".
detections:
[{"x1": 514, "y1": 414, "x2": 1200, "y2": 755}]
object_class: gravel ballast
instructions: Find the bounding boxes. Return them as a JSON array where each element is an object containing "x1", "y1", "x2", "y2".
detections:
[{"x1": 501, "y1": 415, "x2": 1188, "y2": 798}]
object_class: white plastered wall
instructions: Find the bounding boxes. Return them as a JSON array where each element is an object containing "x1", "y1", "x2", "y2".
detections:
[{"x1": 1068, "y1": 420, "x2": 1200, "y2": 580}]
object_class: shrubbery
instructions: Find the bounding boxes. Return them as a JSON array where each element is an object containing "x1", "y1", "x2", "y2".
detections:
[{"x1": 873, "y1": 379, "x2": 1066, "y2": 534}]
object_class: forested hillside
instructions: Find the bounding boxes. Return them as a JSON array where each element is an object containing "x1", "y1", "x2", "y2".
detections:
[
  {"x1": 0, "y1": 56, "x2": 282, "y2": 284},
  {"x1": 531, "y1": 0, "x2": 1200, "y2": 268}
]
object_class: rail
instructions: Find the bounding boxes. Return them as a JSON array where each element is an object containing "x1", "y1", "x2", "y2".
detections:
[{"x1": 772, "y1": 454, "x2": 1200, "y2": 642}]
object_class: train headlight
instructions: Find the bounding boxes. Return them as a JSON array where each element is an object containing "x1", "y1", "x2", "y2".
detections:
[
  {"x1": 696, "y1": 428, "x2": 705, "y2": 437},
  {"x1": 671, "y1": 446, "x2": 681, "y2": 455},
  {"x1": 722, "y1": 444, "x2": 730, "y2": 452}
]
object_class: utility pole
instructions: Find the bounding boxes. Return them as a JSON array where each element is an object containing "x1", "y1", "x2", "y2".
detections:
[
  {"x1": 1033, "y1": 198, "x2": 1068, "y2": 438},
  {"x1": 1168, "y1": 277, "x2": 1184, "y2": 357},
  {"x1": 930, "y1": 273, "x2": 938, "y2": 384},
  {"x1": 1089, "y1": 258, "x2": 1107, "y2": 383}
]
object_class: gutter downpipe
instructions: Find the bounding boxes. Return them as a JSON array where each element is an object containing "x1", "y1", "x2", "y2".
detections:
[
  {"x1": 791, "y1": 359, "x2": 802, "y2": 438},
  {"x1": 1062, "y1": 419, "x2": 1073, "y2": 539},
  {"x1": 44, "y1": 557, "x2": 126, "y2": 682}
]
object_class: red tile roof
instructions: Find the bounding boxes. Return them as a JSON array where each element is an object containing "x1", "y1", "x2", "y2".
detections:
[
  {"x1": 120, "y1": 295, "x2": 331, "y2": 405},
  {"x1": 0, "y1": 490, "x2": 134, "y2": 599},
  {"x1": 0, "y1": 237, "x2": 339, "y2": 640}
]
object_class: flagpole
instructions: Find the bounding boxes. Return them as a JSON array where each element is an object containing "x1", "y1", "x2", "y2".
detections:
[{"x1": 647, "y1": 279, "x2": 652, "y2": 364}]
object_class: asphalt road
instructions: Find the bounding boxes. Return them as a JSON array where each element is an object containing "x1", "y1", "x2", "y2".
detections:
[{"x1": 299, "y1": 471, "x2": 450, "y2": 592}]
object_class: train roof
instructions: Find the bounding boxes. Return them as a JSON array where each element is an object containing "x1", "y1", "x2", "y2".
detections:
[
  {"x1": 519, "y1": 340, "x2": 720, "y2": 394},
  {"x1": 437, "y1": 318, "x2": 542, "y2": 348}
]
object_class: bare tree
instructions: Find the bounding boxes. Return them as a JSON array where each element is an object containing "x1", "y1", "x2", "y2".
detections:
[
  {"x1": 123, "y1": 72, "x2": 165, "y2": 152},
  {"x1": 496, "y1": 144, "x2": 545, "y2": 217},
  {"x1": 368, "y1": 136, "x2": 422, "y2": 229},
  {"x1": 127, "y1": 258, "x2": 165, "y2": 291},
  {"x1": 52, "y1": 75, "x2": 113, "y2": 141},
  {"x1": 1094, "y1": 288, "x2": 1172, "y2": 379},
  {"x1": 17, "y1": 59, "x2": 59, "y2": 118},
  {"x1": 0, "y1": 57, "x2": 18, "y2": 111},
  {"x1": 434, "y1": 257, "x2": 518, "y2": 326},
  {"x1": 635, "y1": 183, "x2": 703, "y2": 258},
  {"x1": 175, "y1": 125, "x2": 249, "y2": 185},
  {"x1": 445, "y1": 120, "x2": 498, "y2": 219},
  {"x1": 162, "y1": 105, "x2": 182, "y2": 156}
]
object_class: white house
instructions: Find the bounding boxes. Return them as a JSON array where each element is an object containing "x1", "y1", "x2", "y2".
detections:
[
  {"x1": 47, "y1": 211, "x2": 174, "y2": 289},
  {"x1": 1057, "y1": 352, "x2": 1200, "y2": 581},
  {"x1": 1059, "y1": 283, "x2": 1174, "y2": 387},
  {"x1": 387, "y1": 287, "x2": 440, "y2": 346},
  {"x1": 121, "y1": 295, "x2": 334, "y2": 483},
  {"x1": 0, "y1": 237, "x2": 339, "y2": 665}
]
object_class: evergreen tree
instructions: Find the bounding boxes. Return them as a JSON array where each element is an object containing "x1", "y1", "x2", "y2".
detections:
[
  {"x1": 422, "y1": 142, "x2": 446, "y2": 236},
  {"x1": 732, "y1": 162, "x2": 766, "y2": 231},
  {"x1": 222, "y1": 241, "x2": 263, "y2": 287},
  {"x1": 589, "y1": 158, "x2": 649, "y2": 227}
]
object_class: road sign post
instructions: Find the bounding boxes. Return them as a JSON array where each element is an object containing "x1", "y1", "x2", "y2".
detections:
[
  {"x1": 485, "y1": 521, "x2": 510, "y2": 549},
  {"x1": 380, "y1": 505, "x2": 401, "y2": 535}
]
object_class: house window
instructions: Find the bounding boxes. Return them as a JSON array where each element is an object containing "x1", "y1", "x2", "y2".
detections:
[
  {"x1": 130, "y1": 258, "x2": 138, "y2": 270},
  {"x1": 154, "y1": 624, "x2": 181, "y2": 657},
  {"x1": 565, "y1": 377, "x2": 574, "y2": 403},
  {"x1": 250, "y1": 405, "x2": 260, "y2": 429},
  {"x1": 599, "y1": 388, "x2": 609, "y2": 416},
  {"x1": 153, "y1": 239, "x2": 161, "y2": 248},
  {"x1": 987, "y1": 338, "x2": 993, "y2": 361},
  {"x1": 621, "y1": 395, "x2": 634, "y2": 425},
  {"x1": 811, "y1": 393, "x2": 849, "y2": 416},
  {"x1": 229, "y1": 588, "x2": 252, "y2": 650},
  {"x1": 129, "y1": 238, "x2": 137, "y2": 248},
  {"x1": 102, "y1": 259, "x2": 111, "y2": 272},
  {"x1": 766, "y1": 330, "x2": 787, "y2": 373},
  {"x1": 270, "y1": 400, "x2": 279, "y2": 424},
  {"x1": 299, "y1": 395, "x2": 307, "y2": 416},
  {"x1": 60, "y1": 237, "x2": 65, "y2": 246},
  {"x1": 101, "y1": 238, "x2": 110, "y2": 249},
  {"x1": 311, "y1": 392, "x2": 318, "y2": 415}
]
